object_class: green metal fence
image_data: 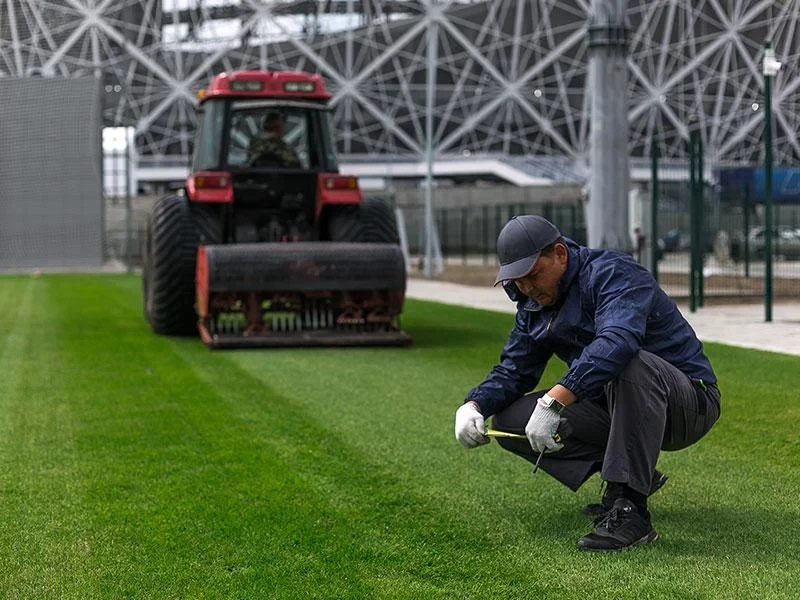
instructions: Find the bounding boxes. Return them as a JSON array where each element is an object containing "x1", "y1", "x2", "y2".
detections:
[
  {"x1": 650, "y1": 159, "x2": 800, "y2": 302},
  {"x1": 401, "y1": 200, "x2": 586, "y2": 269},
  {"x1": 403, "y1": 174, "x2": 800, "y2": 302}
]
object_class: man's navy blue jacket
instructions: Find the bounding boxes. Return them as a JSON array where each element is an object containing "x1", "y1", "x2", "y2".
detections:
[{"x1": 466, "y1": 238, "x2": 717, "y2": 417}]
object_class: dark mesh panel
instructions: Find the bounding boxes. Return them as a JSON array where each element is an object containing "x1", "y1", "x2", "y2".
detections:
[{"x1": 0, "y1": 77, "x2": 103, "y2": 271}]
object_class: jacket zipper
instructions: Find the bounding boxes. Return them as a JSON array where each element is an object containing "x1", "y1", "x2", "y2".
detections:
[{"x1": 547, "y1": 311, "x2": 557, "y2": 335}]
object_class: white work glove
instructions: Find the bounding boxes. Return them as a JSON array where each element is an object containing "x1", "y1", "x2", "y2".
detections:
[
  {"x1": 455, "y1": 402, "x2": 489, "y2": 449},
  {"x1": 525, "y1": 400, "x2": 564, "y2": 454}
]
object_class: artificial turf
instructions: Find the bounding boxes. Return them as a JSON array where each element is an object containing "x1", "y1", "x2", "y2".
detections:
[{"x1": 0, "y1": 274, "x2": 797, "y2": 599}]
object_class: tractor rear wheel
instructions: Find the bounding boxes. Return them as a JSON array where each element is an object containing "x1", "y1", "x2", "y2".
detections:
[
  {"x1": 143, "y1": 195, "x2": 223, "y2": 335},
  {"x1": 326, "y1": 205, "x2": 362, "y2": 242},
  {"x1": 358, "y1": 196, "x2": 399, "y2": 244},
  {"x1": 326, "y1": 196, "x2": 398, "y2": 244}
]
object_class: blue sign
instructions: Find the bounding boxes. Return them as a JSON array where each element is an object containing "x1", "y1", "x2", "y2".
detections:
[{"x1": 717, "y1": 167, "x2": 800, "y2": 204}]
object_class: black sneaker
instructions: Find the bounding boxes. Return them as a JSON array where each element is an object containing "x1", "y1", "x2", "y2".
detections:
[
  {"x1": 582, "y1": 470, "x2": 668, "y2": 517},
  {"x1": 577, "y1": 498, "x2": 659, "y2": 552}
]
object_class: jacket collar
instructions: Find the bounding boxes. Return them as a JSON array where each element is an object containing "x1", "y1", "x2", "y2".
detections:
[{"x1": 502, "y1": 237, "x2": 581, "y2": 312}]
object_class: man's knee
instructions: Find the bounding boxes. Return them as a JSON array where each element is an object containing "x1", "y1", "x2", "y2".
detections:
[
  {"x1": 491, "y1": 406, "x2": 516, "y2": 432},
  {"x1": 495, "y1": 436, "x2": 533, "y2": 458},
  {"x1": 490, "y1": 392, "x2": 542, "y2": 433}
]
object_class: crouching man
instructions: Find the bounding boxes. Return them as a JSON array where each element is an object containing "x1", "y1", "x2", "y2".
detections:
[{"x1": 455, "y1": 215, "x2": 721, "y2": 552}]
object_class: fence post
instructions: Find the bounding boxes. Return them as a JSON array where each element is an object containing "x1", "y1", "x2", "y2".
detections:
[
  {"x1": 125, "y1": 144, "x2": 133, "y2": 273},
  {"x1": 688, "y1": 132, "x2": 697, "y2": 312},
  {"x1": 461, "y1": 207, "x2": 468, "y2": 265},
  {"x1": 743, "y1": 184, "x2": 750, "y2": 278},
  {"x1": 483, "y1": 205, "x2": 489, "y2": 265},
  {"x1": 650, "y1": 140, "x2": 660, "y2": 281},
  {"x1": 698, "y1": 133, "x2": 705, "y2": 307},
  {"x1": 440, "y1": 209, "x2": 448, "y2": 262}
]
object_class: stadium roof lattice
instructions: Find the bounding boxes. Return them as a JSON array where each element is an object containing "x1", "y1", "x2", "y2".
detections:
[{"x1": 1, "y1": 0, "x2": 798, "y2": 167}]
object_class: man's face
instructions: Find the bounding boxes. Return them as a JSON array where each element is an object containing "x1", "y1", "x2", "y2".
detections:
[{"x1": 512, "y1": 242, "x2": 568, "y2": 306}]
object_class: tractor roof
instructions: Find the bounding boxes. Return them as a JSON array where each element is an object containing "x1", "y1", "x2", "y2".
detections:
[{"x1": 199, "y1": 71, "x2": 331, "y2": 103}]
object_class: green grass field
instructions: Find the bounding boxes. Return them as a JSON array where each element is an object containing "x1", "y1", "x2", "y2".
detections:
[{"x1": 0, "y1": 274, "x2": 798, "y2": 599}]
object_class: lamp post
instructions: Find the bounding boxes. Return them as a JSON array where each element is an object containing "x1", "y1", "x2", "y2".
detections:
[
  {"x1": 763, "y1": 41, "x2": 781, "y2": 322},
  {"x1": 423, "y1": 5, "x2": 438, "y2": 279}
]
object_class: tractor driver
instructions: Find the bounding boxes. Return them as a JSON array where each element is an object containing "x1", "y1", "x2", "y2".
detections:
[{"x1": 246, "y1": 111, "x2": 302, "y2": 168}]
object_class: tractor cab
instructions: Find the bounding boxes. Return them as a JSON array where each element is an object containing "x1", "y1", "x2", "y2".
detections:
[{"x1": 188, "y1": 71, "x2": 352, "y2": 244}]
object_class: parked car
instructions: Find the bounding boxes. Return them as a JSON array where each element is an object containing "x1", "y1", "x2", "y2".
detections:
[
  {"x1": 659, "y1": 228, "x2": 690, "y2": 253},
  {"x1": 657, "y1": 228, "x2": 714, "y2": 256},
  {"x1": 729, "y1": 226, "x2": 800, "y2": 261}
]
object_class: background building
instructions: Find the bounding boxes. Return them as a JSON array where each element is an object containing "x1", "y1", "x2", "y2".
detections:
[{"x1": 2, "y1": 0, "x2": 799, "y2": 187}]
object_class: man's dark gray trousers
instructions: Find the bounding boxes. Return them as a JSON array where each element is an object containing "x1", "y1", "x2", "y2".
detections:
[{"x1": 491, "y1": 350, "x2": 721, "y2": 495}]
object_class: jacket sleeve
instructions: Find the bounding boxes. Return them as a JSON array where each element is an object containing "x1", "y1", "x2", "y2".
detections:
[
  {"x1": 558, "y1": 262, "x2": 654, "y2": 399},
  {"x1": 465, "y1": 310, "x2": 552, "y2": 417}
]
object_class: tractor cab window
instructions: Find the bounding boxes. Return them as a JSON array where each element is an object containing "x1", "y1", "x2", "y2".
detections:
[
  {"x1": 192, "y1": 100, "x2": 225, "y2": 171},
  {"x1": 226, "y1": 103, "x2": 312, "y2": 169},
  {"x1": 319, "y1": 111, "x2": 339, "y2": 167}
]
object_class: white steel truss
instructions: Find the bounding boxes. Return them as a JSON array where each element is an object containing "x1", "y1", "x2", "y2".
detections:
[{"x1": 1, "y1": 0, "x2": 799, "y2": 167}]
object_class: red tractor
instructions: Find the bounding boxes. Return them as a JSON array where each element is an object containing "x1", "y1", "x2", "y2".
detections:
[{"x1": 142, "y1": 70, "x2": 410, "y2": 348}]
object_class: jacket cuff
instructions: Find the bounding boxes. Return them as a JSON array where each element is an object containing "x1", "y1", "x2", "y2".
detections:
[
  {"x1": 464, "y1": 390, "x2": 491, "y2": 416},
  {"x1": 557, "y1": 373, "x2": 583, "y2": 399}
]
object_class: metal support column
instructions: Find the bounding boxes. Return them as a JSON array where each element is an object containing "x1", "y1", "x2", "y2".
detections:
[
  {"x1": 423, "y1": 4, "x2": 443, "y2": 278},
  {"x1": 650, "y1": 141, "x2": 660, "y2": 281},
  {"x1": 587, "y1": 0, "x2": 631, "y2": 251}
]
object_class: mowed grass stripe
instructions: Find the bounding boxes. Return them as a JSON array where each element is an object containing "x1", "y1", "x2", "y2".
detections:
[
  {"x1": 0, "y1": 277, "x2": 102, "y2": 597},
  {"x1": 166, "y1": 344, "x2": 465, "y2": 598},
  {"x1": 169, "y1": 339, "x2": 573, "y2": 599},
  {"x1": 35, "y1": 276, "x2": 272, "y2": 598}
]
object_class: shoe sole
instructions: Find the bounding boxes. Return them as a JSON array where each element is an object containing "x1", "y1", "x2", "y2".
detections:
[{"x1": 577, "y1": 530, "x2": 659, "y2": 553}]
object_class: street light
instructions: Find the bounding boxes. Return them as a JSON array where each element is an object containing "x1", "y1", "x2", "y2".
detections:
[{"x1": 762, "y1": 41, "x2": 781, "y2": 322}]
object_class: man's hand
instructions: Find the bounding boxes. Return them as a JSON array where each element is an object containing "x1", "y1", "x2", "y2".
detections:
[
  {"x1": 525, "y1": 401, "x2": 564, "y2": 454},
  {"x1": 455, "y1": 402, "x2": 490, "y2": 449}
]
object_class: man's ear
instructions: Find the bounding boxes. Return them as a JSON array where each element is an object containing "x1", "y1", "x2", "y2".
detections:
[{"x1": 555, "y1": 241, "x2": 569, "y2": 262}]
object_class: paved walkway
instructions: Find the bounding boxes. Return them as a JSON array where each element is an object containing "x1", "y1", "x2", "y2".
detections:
[{"x1": 407, "y1": 279, "x2": 800, "y2": 356}]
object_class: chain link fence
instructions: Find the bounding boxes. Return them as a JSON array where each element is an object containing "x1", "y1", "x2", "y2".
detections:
[
  {"x1": 651, "y1": 163, "x2": 800, "y2": 301},
  {"x1": 103, "y1": 141, "x2": 150, "y2": 271},
  {"x1": 400, "y1": 200, "x2": 586, "y2": 267}
]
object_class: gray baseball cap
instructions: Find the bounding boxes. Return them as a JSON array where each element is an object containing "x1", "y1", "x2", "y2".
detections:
[{"x1": 494, "y1": 215, "x2": 562, "y2": 285}]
